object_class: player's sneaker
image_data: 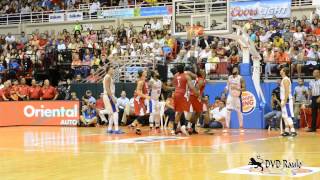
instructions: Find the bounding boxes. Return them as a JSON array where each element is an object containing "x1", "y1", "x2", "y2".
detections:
[
  {"x1": 180, "y1": 126, "x2": 189, "y2": 136},
  {"x1": 281, "y1": 132, "x2": 290, "y2": 137},
  {"x1": 106, "y1": 129, "x2": 113, "y2": 134},
  {"x1": 187, "y1": 128, "x2": 193, "y2": 134},
  {"x1": 114, "y1": 130, "x2": 125, "y2": 134},
  {"x1": 135, "y1": 129, "x2": 142, "y2": 135},
  {"x1": 290, "y1": 132, "x2": 297, "y2": 137},
  {"x1": 155, "y1": 127, "x2": 161, "y2": 133}
]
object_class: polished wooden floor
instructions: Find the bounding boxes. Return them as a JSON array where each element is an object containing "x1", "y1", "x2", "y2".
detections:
[{"x1": 0, "y1": 126, "x2": 319, "y2": 180}]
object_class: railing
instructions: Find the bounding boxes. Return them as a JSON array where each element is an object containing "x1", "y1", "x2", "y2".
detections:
[
  {"x1": 82, "y1": 55, "x2": 165, "y2": 83},
  {"x1": 0, "y1": 0, "x2": 316, "y2": 26}
]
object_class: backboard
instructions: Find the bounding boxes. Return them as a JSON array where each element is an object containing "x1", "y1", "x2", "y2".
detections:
[{"x1": 172, "y1": 0, "x2": 231, "y2": 38}]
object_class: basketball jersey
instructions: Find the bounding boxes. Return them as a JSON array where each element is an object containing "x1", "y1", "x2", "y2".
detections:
[
  {"x1": 134, "y1": 80, "x2": 148, "y2": 99},
  {"x1": 150, "y1": 78, "x2": 162, "y2": 100},
  {"x1": 175, "y1": 73, "x2": 188, "y2": 95},
  {"x1": 103, "y1": 74, "x2": 115, "y2": 96},
  {"x1": 280, "y1": 76, "x2": 293, "y2": 101},
  {"x1": 191, "y1": 77, "x2": 206, "y2": 96},
  {"x1": 228, "y1": 75, "x2": 241, "y2": 97}
]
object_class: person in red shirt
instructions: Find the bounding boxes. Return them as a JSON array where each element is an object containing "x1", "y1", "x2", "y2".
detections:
[
  {"x1": 173, "y1": 64, "x2": 199, "y2": 135},
  {"x1": 133, "y1": 70, "x2": 150, "y2": 135},
  {"x1": 0, "y1": 81, "x2": 10, "y2": 101},
  {"x1": 18, "y1": 78, "x2": 29, "y2": 100},
  {"x1": 29, "y1": 79, "x2": 41, "y2": 100},
  {"x1": 10, "y1": 80, "x2": 20, "y2": 101},
  {"x1": 40, "y1": 79, "x2": 58, "y2": 100}
]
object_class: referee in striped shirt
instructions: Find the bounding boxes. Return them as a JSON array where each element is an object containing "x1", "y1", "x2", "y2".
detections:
[{"x1": 307, "y1": 69, "x2": 320, "y2": 132}]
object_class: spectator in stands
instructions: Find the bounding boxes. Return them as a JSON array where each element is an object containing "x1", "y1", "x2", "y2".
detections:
[
  {"x1": 80, "y1": 97, "x2": 98, "y2": 127},
  {"x1": 275, "y1": 47, "x2": 290, "y2": 71},
  {"x1": 89, "y1": 0, "x2": 100, "y2": 16},
  {"x1": 70, "y1": 92, "x2": 79, "y2": 101},
  {"x1": 20, "y1": 32, "x2": 28, "y2": 45},
  {"x1": 18, "y1": 78, "x2": 29, "y2": 100},
  {"x1": 151, "y1": 18, "x2": 161, "y2": 31},
  {"x1": 264, "y1": 45, "x2": 276, "y2": 78},
  {"x1": 117, "y1": 91, "x2": 129, "y2": 125},
  {"x1": 40, "y1": 79, "x2": 58, "y2": 100},
  {"x1": 5, "y1": 33, "x2": 15, "y2": 45},
  {"x1": 29, "y1": 79, "x2": 41, "y2": 100},
  {"x1": 9, "y1": 80, "x2": 19, "y2": 101},
  {"x1": 294, "y1": 78, "x2": 308, "y2": 122},
  {"x1": 208, "y1": 99, "x2": 227, "y2": 129},
  {"x1": 0, "y1": 81, "x2": 10, "y2": 101}
]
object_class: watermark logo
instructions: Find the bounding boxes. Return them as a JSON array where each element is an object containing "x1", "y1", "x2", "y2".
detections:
[{"x1": 221, "y1": 155, "x2": 320, "y2": 177}]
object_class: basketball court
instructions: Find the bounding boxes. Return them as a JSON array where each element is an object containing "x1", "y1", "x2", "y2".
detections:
[{"x1": 0, "y1": 127, "x2": 319, "y2": 179}]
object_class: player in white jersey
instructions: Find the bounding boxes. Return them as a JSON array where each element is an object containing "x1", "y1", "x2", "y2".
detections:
[
  {"x1": 225, "y1": 66, "x2": 246, "y2": 133},
  {"x1": 280, "y1": 67, "x2": 297, "y2": 137},
  {"x1": 103, "y1": 66, "x2": 124, "y2": 134},
  {"x1": 147, "y1": 70, "x2": 162, "y2": 131}
]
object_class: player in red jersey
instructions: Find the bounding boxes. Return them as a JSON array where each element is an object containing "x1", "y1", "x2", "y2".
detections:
[
  {"x1": 133, "y1": 70, "x2": 150, "y2": 135},
  {"x1": 188, "y1": 69, "x2": 206, "y2": 134},
  {"x1": 172, "y1": 64, "x2": 199, "y2": 135}
]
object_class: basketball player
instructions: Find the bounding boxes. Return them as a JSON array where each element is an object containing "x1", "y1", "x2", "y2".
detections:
[
  {"x1": 103, "y1": 66, "x2": 123, "y2": 134},
  {"x1": 189, "y1": 69, "x2": 206, "y2": 134},
  {"x1": 173, "y1": 64, "x2": 199, "y2": 135},
  {"x1": 134, "y1": 70, "x2": 150, "y2": 135},
  {"x1": 225, "y1": 66, "x2": 246, "y2": 133},
  {"x1": 147, "y1": 70, "x2": 162, "y2": 131},
  {"x1": 280, "y1": 67, "x2": 297, "y2": 137}
]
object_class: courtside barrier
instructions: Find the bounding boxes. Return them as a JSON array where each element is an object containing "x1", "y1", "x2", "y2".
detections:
[{"x1": 0, "y1": 101, "x2": 80, "y2": 127}]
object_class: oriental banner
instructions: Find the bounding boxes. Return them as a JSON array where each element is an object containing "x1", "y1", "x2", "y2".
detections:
[{"x1": 0, "y1": 101, "x2": 80, "y2": 126}]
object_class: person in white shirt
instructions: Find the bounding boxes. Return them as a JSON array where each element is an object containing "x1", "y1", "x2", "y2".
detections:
[
  {"x1": 198, "y1": 47, "x2": 212, "y2": 62},
  {"x1": 151, "y1": 19, "x2": 161, "y2": 31},
  {"x1": 225, "y1": 66, "x2": 246, "y2": 133},
  {"x1": 280, "y1": 67, "x2": 297, "y2": 137},
  {"x1": 103, "y1": 66, "x2": 124, "y2": 134},
  {"x1": 5, "y1": 33, "x2": 15, "y2": 44},
  {"x1": 89, "y1": 0, "x2": 100, "y2": 14},
  {"x1": 57, "y1": 39, "x2": 66, "y2": 51},
  {"x1": 209, "y1": 100, "x2": 227, "y2": 128},
  {"x1": 103, "y1": 33, "x2": 114, "y2": 43},
  {"x1": 117, "y1": 91, "x2": 130, "y2": 125},
  {"x1": 147, "y1": 71, "x2": 162, "y2": 130},
  {"x1": 143, "y1": 38, "x2": 154, "y2": 49},
  {"x1": 293, "y1": 26, "x2": 305, "y2": 43}
]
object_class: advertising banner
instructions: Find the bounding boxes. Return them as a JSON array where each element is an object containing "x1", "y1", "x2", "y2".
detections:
[
  {"x1": 48, "y1": 13, "x2": 64, "y2": 22},
  {"x1": 0, "y1": 101, "x2": 80, "y2": 126},
  {"x1": 230, "y1": 0, "x2": 292, "y2": 20},
  {"x1": 99, "y1": 8, "x2": 134, "y2": 19},
  {"x1": 139, "y1": 6, "x2": 172, "y2": 17},
  {"x1": 66, "y1": 12, "x2": 83, "y2": 21}
]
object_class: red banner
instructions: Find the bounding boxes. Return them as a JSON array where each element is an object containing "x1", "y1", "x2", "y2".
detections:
[{"x1": 0, "y1": 101, "x2": 80, "y2": 126}]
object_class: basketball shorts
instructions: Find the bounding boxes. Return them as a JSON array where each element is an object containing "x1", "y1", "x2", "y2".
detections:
[
  {"x1": 134, "y1": 97, "x2": 146, "y2": 116},
  {"x1": 226, "y1": 96, "x2": 241, "y2": 111},
  {"x1": 103, "y1": 95, "x2": 118, "y2": 114},
  {"x1": 189, "y1": 95, "x2": 203, "y2": 113},
  {"x1": 147, "y1": 99, "x2": 160, "y2": 114},
  {"x1": 174, "y1": 93, "x2": 190, "y2": 113},
  {"x1": 281, "y1": 99, "x2": 294, "y2": 119}
]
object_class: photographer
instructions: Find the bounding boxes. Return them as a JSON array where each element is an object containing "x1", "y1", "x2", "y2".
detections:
[{"x1": 264, "y1": 81, "x2": 282, "y2": 130}]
